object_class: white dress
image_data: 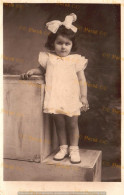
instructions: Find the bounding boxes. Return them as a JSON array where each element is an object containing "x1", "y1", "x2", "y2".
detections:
[{"x1": 38, "y1": 52, "x2": 88, "y2": 117}]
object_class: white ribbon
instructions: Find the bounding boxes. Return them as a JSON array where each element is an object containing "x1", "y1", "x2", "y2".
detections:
[{"x1": 46, "y1": 13, "x2": 78, "y2": 33}]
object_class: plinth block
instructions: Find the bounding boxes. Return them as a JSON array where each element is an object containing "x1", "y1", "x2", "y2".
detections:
[
  {"x1": 3, "y1": 75, "x2": 59, "y2": 162},
  {"x1": 43, "y1": 148, "x2": 102, "y2": 181}
]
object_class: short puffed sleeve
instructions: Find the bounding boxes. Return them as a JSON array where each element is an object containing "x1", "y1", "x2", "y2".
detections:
[
  {"x1": 75, "y1": 55, "x2": 88, "y2": 73},
  {"x1": 38, "y1": 52, "x2": 49, "y2": 69}
]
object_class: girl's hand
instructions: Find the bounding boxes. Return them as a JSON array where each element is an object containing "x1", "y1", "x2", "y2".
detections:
[
  {"x1": 80, "y1": 96, "x2": 89, "y2": 112},
  {"x1": 20, "y1": 69, "x2": 34, "y2": 80}
]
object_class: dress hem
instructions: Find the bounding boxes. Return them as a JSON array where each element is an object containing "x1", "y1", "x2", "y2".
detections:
[{"x1": 43, "y1": 108, "x2": 80, "y2": 117}]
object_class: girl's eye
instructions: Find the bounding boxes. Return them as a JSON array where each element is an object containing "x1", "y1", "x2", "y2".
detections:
[
  {"x1": 65, "y1": 43, "x2": 70, "y2": 46},
  {"x1": 57, "y1": 42, "x2": 71, "y2": 45}
]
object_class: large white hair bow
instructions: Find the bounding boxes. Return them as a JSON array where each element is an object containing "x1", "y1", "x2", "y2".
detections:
[{"x1": 46, "y1": 13, "x2": 78, "y2": 33}]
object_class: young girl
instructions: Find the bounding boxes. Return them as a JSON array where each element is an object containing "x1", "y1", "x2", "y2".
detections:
[{"x1": 21, "y1": 13, "x2": 89, "y2": 164}]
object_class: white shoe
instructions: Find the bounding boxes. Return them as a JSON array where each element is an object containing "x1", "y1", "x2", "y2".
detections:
[
  {"x1": 53, "y1": 145, "x2": 68, "y2": 161},
  {"x1": 69, "y1": 146, "x2": 81, "y2": 164}
]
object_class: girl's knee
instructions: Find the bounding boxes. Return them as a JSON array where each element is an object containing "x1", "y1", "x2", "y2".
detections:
[
  {"x1": 65, "y1": 116, "x2": 78, "y2": 129},
  {"x1": 53, "y1": 114, "x2": 65, "y2": 128},
  {"x1": 67, "y1": 121, "x2": 78, "y2": 130}
]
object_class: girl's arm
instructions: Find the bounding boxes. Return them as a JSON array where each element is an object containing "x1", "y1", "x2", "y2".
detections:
[
  {"x1": 77, "y1": 70, "x2": 87, "y2": 98},
  {"x1": 77, "y1": 70, "x2": 89, "y2": 111},
  {"x1": 21, "y1": 66, "x2": 45, "y2": 79}
]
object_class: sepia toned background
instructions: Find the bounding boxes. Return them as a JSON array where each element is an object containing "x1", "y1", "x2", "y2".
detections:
[{"x1": 3, "y1": 3, "x2": 121, "y2": 181}]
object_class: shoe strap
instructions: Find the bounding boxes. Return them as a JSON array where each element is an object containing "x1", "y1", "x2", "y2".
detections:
[
  {"x1": 69, "y1": 146, "x2": 79, "y2": 150},
  {"x1": 60, "y1": 145, "x2": 68, "y2": 149},
  {"x1": 69, "y1": 146, "x2": 79, "y2": 155},
  {"x1": 59, "y1": 145, "x2": 68, "y2": 154}
]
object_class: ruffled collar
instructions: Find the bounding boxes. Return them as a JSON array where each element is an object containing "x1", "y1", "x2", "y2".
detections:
[{"x1": 47, "y1": 52, "x2": 75, "y2": 61}]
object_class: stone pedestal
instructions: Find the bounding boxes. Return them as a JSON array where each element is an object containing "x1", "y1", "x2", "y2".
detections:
[
  {"x1": 3, "y1": 75, "x2": 59, "y2": 162},
  {"x1": 43, "y1": 148, "x2": 102, "y2": 181}
]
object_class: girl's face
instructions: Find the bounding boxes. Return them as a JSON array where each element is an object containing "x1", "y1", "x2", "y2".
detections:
[{"x1": 54, "y1": 35, "x2": 73, "y2": 57}]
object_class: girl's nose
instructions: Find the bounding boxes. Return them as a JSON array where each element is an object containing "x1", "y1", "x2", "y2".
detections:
[{"x1": 62, "y1": 44, "x2": 66, "y2": 49}]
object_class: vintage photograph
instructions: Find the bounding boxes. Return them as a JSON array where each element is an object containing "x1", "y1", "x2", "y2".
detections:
[{"x1": 3, "y1": 2, "x2": 121, "y2": 182}]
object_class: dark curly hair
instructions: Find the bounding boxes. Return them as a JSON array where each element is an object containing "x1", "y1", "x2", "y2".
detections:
[{"x1": 45, "y1": 25, "x2": 77, "y2": 52}]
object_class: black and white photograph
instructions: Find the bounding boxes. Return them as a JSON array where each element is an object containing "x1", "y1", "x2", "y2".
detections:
[{"x1": 0, "y1": 0, "x2": 123, "y2": 193}]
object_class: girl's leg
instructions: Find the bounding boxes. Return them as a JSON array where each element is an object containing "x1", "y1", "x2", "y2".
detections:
[
  {"x1": 65, "y1": 115, "x2": 79, "y2": 146},
  {"x1": 53, "y1": 114, "x2": 67, "y2": 145},
  {"x1": 53, "y1": 114, "x2": 68, "y2": 161},
  {"x1": 65, "y1": 115, "x2": 81, "y2": 163}
]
